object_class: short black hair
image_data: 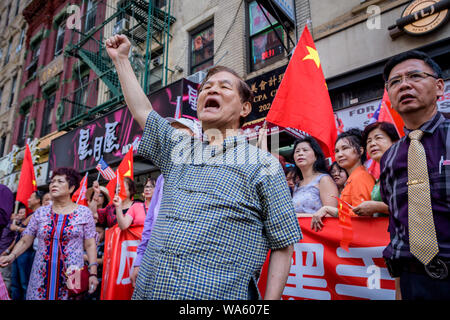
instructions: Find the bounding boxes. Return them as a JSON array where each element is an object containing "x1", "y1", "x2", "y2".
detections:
[
  {"x1": 33, "y1": 190, "x2": 45, "y2": 204},
  {"x1": 51, "y1": 167, "x2": 81, "y2": 197},
  {"x1": 17, "y1": 202, "x2": 26, "y2": 211},
  {"x1": 335, "y1": 128, "x2": 366, "y2": 163},
  {"x1": 362, "y1": 121, "x2": 400, "y2": 150},
  {"x1": 124, "y1": 177, "x2": 136, "y2": 199},
  {"x1": 292, "y1": 136, "x2": 329, "y2": 181},
  {"x1": 383, "y1": 50, "x2": 443, "y2": 82}
]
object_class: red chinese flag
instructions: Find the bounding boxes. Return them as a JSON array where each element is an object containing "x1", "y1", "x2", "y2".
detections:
[
  {"x1": 105, "y1": 147, "x2": 134, "y2": 203},
  {"x1": 336, "y1": 198, "x2": 354, "y2": 252},
  {"x1": 71, "y1": 173, "x2": 88, "y2": 206},
  {"x1": 266, "y1": 26, "x2": 337, "y2": 159},
  {"x1": 378, "y1": 89, "x2": 405, "y2": 137},
  {"x1": 16, "y1": 144, "x2": 37, "y2": 214}
]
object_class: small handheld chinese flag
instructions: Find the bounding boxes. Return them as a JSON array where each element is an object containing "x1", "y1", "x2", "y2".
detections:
[
  {"x1": 16, "y1": 144, "x2": 38, "y2": 215},
  {"x1": 333, "y1": 196, "x2": 354, "y2": 252},
  {"x1": 106, "y1": 146, "x2": 134, "y2": 203},
  {"x1": 266, "y1": 25, "x2": 337, "y2": 159},
  {"x1": 72, "y1": 172, "x2": 88, "y2": 206}
]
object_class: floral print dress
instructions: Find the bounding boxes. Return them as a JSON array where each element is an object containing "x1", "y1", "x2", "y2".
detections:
[{"x1": 23, "y1": 204, "x2": 96, "y2": 300}]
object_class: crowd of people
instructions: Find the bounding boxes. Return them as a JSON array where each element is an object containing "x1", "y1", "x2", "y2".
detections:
[{"x1": 0, "y1": 35, "x2": 448, "y2": 300}]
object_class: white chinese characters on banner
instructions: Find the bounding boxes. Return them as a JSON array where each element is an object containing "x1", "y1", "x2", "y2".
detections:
[
  {"x1": 282, "y1": 243, "x2": 395, "y2": 300},
  {"x1": 77, "y1": 121, "x2": 121, "y2": 161},
  {"x1": 116, "y1": 240, "x2": 140, "y2": 285},
  {"x1": 335, "y1": 246, "x2": 395, "y2": 300},
  {"x1": 283, "y1": 243, "x2": 331, "y2": 300}
]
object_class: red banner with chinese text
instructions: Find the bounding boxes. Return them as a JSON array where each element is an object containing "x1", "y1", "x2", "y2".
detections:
[
  {"x1": 100, "y1": 225, "x2": 143, "y2": 300},
  {"x1": 258, "y1": 217, "x2": 395, "y2": 300}
]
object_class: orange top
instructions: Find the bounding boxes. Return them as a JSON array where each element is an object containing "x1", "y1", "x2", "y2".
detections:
[{"x1": 340, "y1": 165, "x2": 375, "y2": 210}]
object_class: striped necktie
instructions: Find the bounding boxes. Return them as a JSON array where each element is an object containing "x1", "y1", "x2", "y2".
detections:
[{"x1": 407, "y1": 129, "x2": 439, "y2": 265}]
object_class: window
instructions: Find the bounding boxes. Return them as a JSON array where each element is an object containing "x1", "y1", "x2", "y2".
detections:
[
  {"x1": 27, "y1": 47, "x2": 40, "y2": 79},
  {"x1": 17, "y1": 112, "x2": 29, "y2": 147},
  {"x1": 149, "y1": 48, "x2": 163, "y2": 92},
  {"x1": 72, "y1": 75, "x2": 89, "y2": 118},
  {"x1": 114, "y1": 1, "x2": 130, "y2": 34},
  {"x1": 190, "y1": 22, "x2": 214, "y2": 74},
  {"x1": 248, "y1": 1, "x2": 285, "y2": 71},
  {"x1": 54, "y1": 22, "x2": 65, "y2": 57},
  {"x1": 16, "y1": 29, "x2": 25, "y2": 53},
  {"x1": 8, "y1": 76, "x2": 17, "y2": 109},
  {"x1": 84, "y1": 0, "x2": 96, "y2": 32},
  {"x1": 153, "y1": 0, "x2": 166, "y2": 8},
  {"x1": 0, "y1": 135, "x2": 6, "y2": 157},
  {"x1": 41, "y1": 94, "x2": 55, "y2": 137},
  {"x1": 4, "y1": 38, "x2": 12, "y2": 66}
]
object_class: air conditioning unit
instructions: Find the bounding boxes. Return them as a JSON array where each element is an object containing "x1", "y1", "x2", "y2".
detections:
[
  {"x1": 151, "y1": 56, "x2": 162, "y2": 68},
  {"x1": 113, "y1": 19, "x2": 130, "y2": 35},
  {"x1": 186, "y1": 70, "x2": 207, "y2": 84}
]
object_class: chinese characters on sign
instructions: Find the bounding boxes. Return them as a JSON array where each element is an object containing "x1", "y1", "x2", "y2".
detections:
[
  {"x1": 78, "y1": 122, "x2": 121, "y2": 162},
  {"x1": 188, "y1": 85, "x2": 198, "y2": 111}
]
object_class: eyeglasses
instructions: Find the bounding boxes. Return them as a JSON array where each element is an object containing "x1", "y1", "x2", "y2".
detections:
[{"x1": 385, "y1": 71, "x2": 438, "y2": 90}]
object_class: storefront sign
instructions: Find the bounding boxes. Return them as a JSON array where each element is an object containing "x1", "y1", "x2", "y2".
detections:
[
  {"x1": 38, "y1": 55, "x2": 64, "y2": 86},
  {"x1": 335, "y1": 80, "x2": 450, "y2": 132},
  {"x1": 402, "y1": 0, "x2": 449, "y2": 36},
  {"x1": 49, "y1": 78, "x2": 199, "y2": 174},
  {"x1": 243, "y1": 65, "x2": 286, "y2": 139},
  {"x1": 389, "y1": 0, "x2": 450, "y2": 38}
]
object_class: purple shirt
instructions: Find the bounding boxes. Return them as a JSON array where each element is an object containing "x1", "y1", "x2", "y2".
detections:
[
  {"x1": 380, "y1": 112, "x2": 450, "y2": 260},
  {"x1": 0, "y1": 184, "x2": 14, "y2": 253},
  {"x1": 0, "y1": 184, "x2": 13, "y2": 232},
  {"x1": 133, "y1": 174, "x2": 164, "y2": 268}
]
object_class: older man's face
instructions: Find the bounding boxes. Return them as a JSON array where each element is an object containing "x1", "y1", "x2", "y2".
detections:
[
  {"x1": 197, "y1": 71, "x2": 250, "y2": 132},
  {"x1": 387, "y1": 59, "x2": 444, "y2": 116}
]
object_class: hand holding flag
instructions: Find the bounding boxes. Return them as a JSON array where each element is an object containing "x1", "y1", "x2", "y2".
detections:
[{"x1": 96, "y1": 157, "x2": 116, "y2": 181}]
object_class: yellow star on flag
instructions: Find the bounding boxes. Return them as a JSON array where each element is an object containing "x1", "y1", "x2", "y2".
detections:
[
  {"x1": 124, "y1": 160, "x2": 132, "y2": 177},
  {"x1": 302, "y1": 46, "x2": 321, "y2": 68}
]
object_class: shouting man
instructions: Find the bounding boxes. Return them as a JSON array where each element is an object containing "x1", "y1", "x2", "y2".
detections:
[{"x1": 105, "y1": 34, "x2": 301, "y2": 300}]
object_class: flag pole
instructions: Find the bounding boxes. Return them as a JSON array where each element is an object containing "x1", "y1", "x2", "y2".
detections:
[
  {"x1": 96, "y1": 171, "x2": 101, "y2": 182},
  {"x1": 14, "y1": 200, "x2": 19, "y2": 215},
  {"x1": 115, "y1": 171, "x2": 119, "y2": 195}
]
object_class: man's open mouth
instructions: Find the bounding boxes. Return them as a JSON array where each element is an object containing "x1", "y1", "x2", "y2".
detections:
[{"x1": 204, "y1": 97, "x2": 220, "y2": 109}]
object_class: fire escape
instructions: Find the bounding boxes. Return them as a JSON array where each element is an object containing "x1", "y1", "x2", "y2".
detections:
[{"x1": 58, "y1": 0, "x2": 175, "y2": 131}]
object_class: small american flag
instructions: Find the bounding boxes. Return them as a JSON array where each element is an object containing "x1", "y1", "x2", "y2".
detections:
[{"x1": 96, "y1": 158, "x2": 116, "y2": 180}]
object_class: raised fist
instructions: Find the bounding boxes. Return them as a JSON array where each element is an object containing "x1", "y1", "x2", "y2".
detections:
[{"x1": 105, "y1": 34, "x2": 131, "y2": 61}]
